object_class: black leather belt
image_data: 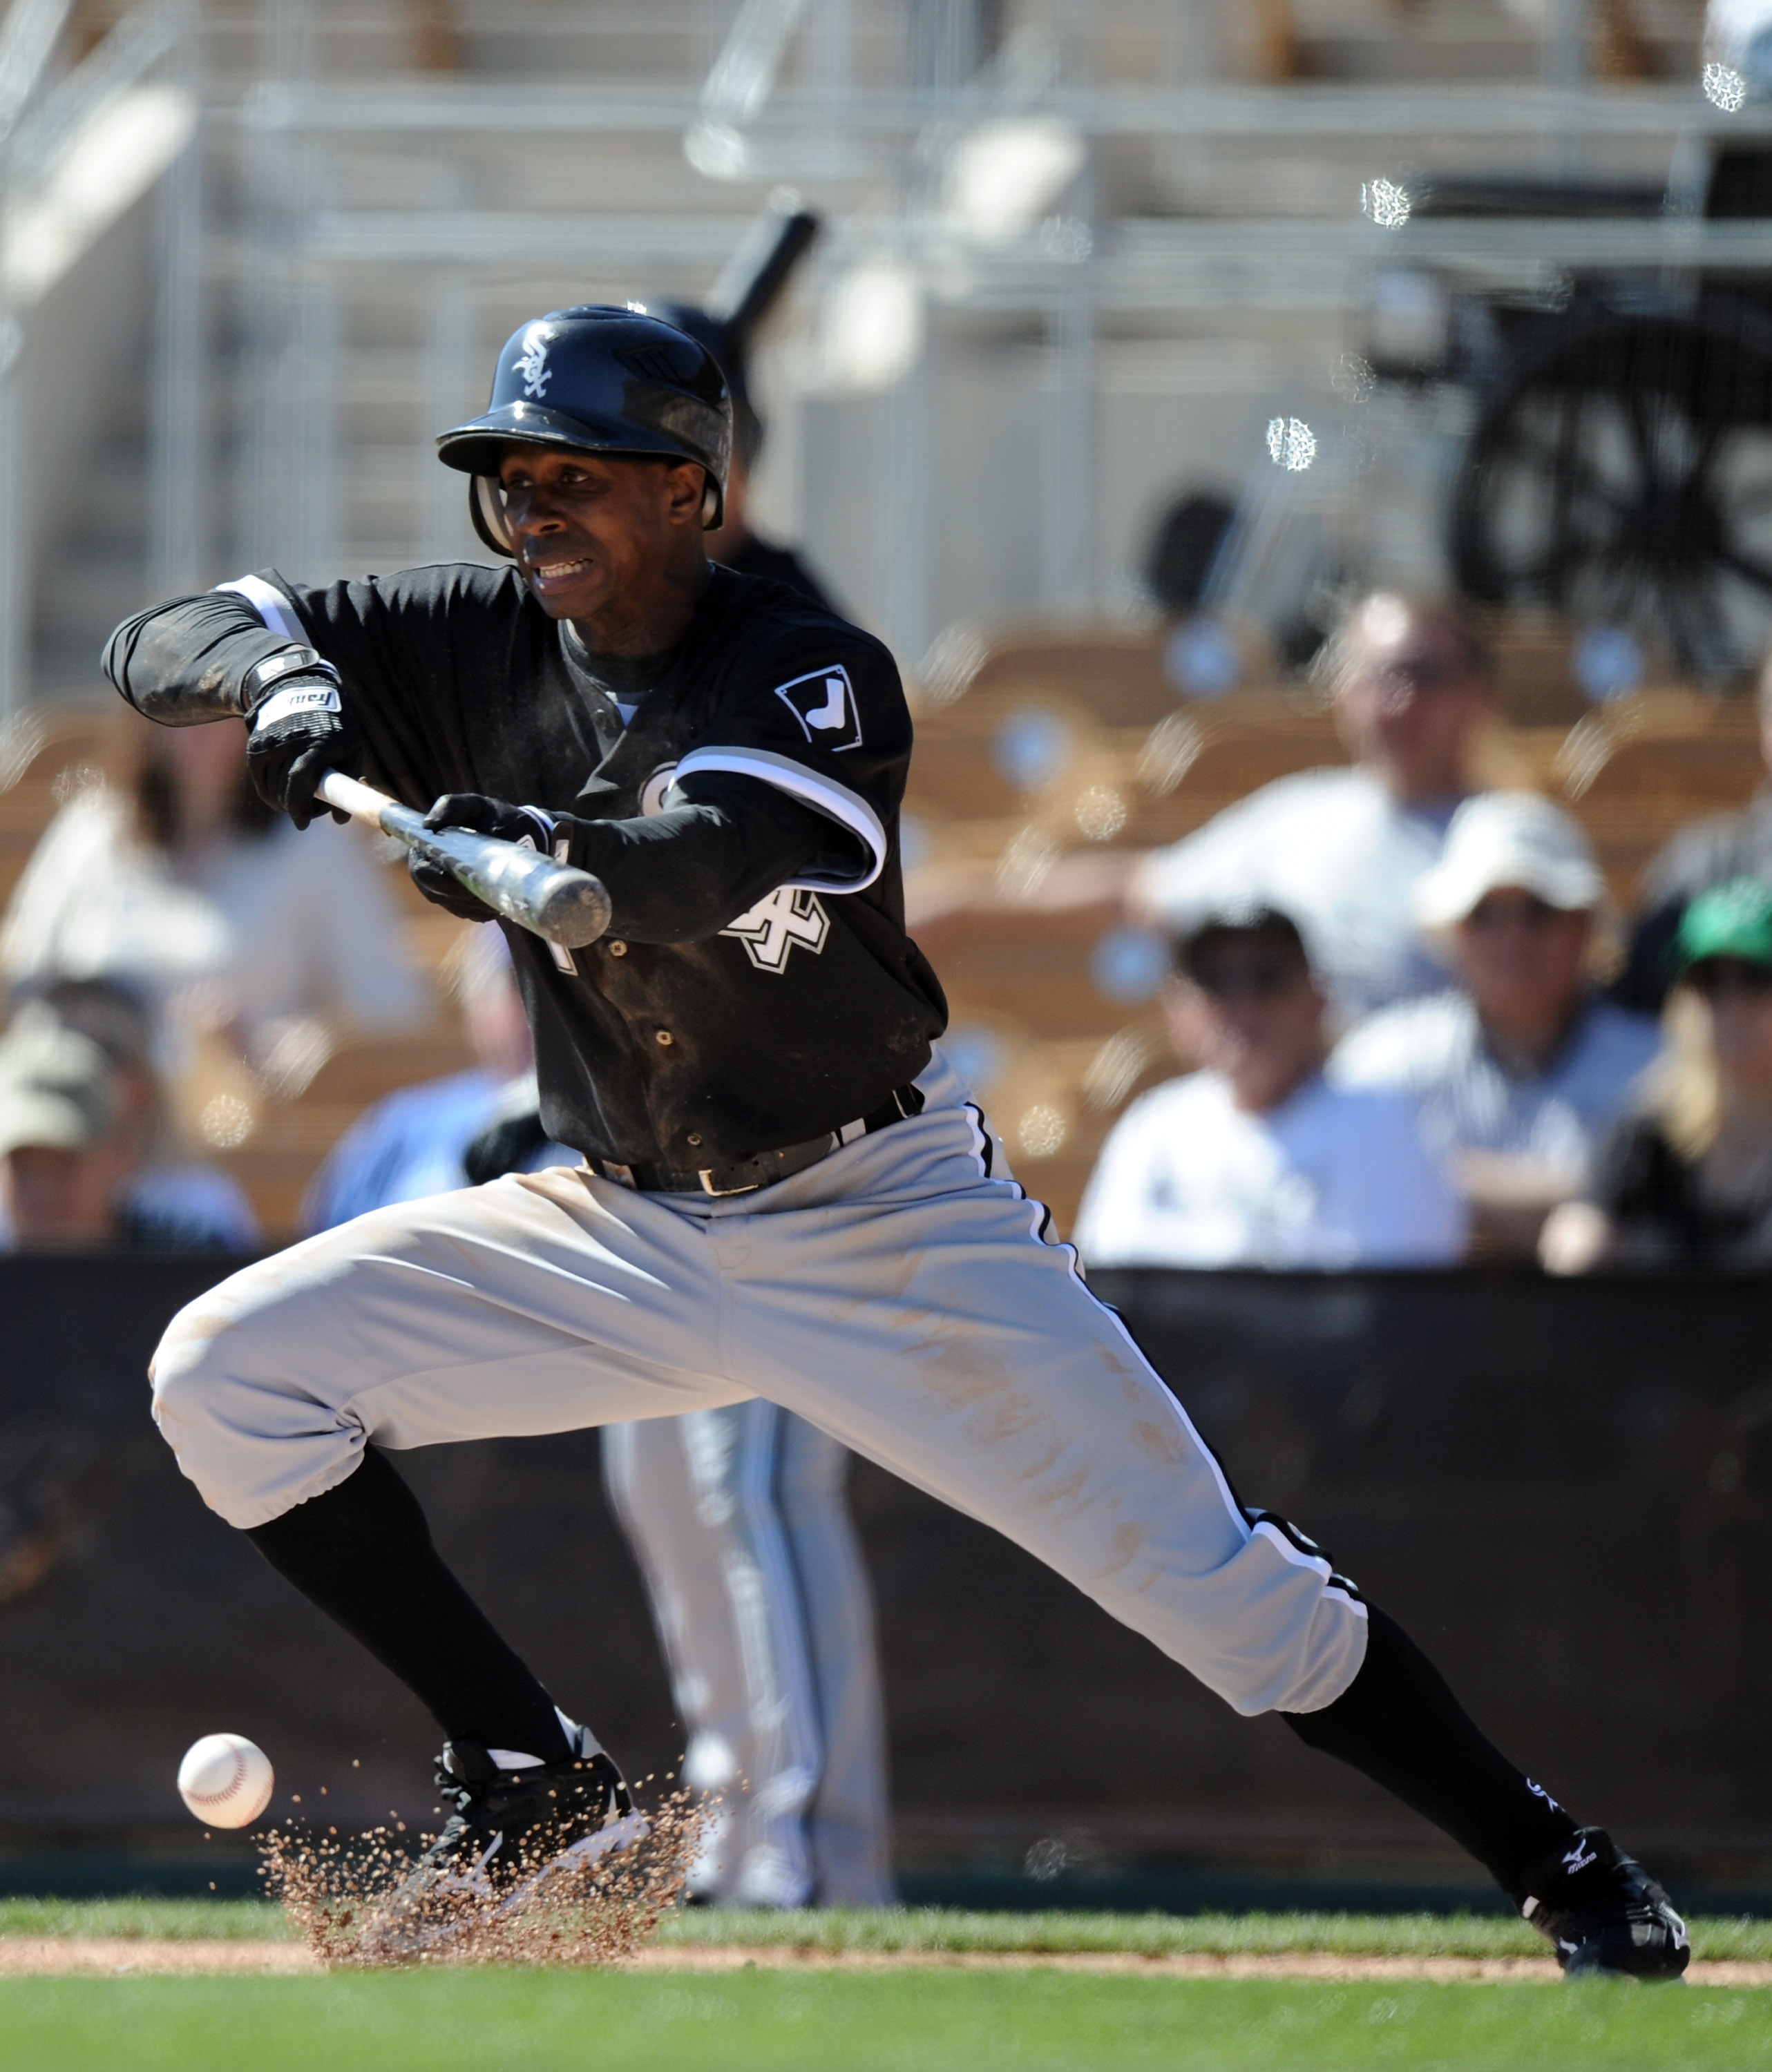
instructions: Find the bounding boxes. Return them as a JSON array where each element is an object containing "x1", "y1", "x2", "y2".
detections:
[{"x1": 602, "y1": 1084, "x2": 925, "y2": 1198}]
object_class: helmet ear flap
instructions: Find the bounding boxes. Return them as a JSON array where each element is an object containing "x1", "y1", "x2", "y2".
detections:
[
  {"x1": 700, "y1": 471, "x2": 723, "y2": 532},
  {"x1": 469, "y1": 475, "x2": 515, "y2": 557}
]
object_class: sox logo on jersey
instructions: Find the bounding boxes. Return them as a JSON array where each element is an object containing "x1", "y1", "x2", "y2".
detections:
[
  {"x1": 773, "y1": 666, "x2": 861, "y2": 752},
  {"x1": 721, "y1": 888, "x2": 830, "y2": 972}
]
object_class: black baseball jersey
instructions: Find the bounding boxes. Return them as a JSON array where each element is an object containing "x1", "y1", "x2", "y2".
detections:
[
  {"x1": 717, "y1": 535, "x2": 839, "y2": 615},
  {"x1": 105, "y1": 563, "x2": 947, "y2": 1168}
]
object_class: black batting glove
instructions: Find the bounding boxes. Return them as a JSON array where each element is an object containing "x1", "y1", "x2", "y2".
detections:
[
  {"x1": 242, "y1": 651, "x2": 361, "y2": 829},
  {"x1": 407, "y1": 793, "x2": 557, "y2": 923}
]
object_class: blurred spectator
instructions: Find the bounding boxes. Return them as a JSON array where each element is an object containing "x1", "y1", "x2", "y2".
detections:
[
  {"x1": 0, "y1": 1012, "x2": 245, "y2": 1252},
  {"x1": 1333, "y1": 794, "x2": 1659, "y2": 1256},
  {"x1": 1133, "y1": 591, "x2": 1494, "y2": 1025},
  {"x1": 301, "y1": 929, "x2": 568, "y2": 1232},
  {"x1": 1543, "y1": 880, "x2": 1772, "y2": 1274},
  {"x1": 1616, "y1": 655, "x2": 1772, "y2": 1013},
  {"x1": 2, "y1": 977, "x2": 259, "y2": 1251},
  {"x1": 1074, "y1": 903, "x2": 1466, "y2": 1269},
  {"x1": 0, "y1": 716, "x2": 428, "y2": 1082}
]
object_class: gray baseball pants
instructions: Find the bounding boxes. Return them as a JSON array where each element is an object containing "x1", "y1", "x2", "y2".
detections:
[
  {"x1": 149, "y1": 1049, "x2": 1368, "y2": 1721},
  {"x1": 602, "y1": 1404, "x2": 893, "y2": 1906}
]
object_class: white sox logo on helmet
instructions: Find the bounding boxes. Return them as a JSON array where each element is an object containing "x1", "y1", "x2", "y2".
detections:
[
  {"x1": 721, "y1": 887, "x2": 829, "y2": 972},
  {"x1": 515, "y1": 325, "x2": 553, "y2": 399}
]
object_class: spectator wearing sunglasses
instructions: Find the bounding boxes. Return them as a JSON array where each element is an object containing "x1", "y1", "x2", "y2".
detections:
[
  {"x1": 1543, "y1": 879, "x2": 1772, "y2": 1274},
  {"x1": 1073, "y1": 901, "x2": 1465, "y2": 1269},
  {"x1": 1133, "y1": 593, "x2": 1495, "y2": 1026},
  {"x1": 1332, "y1": 794, "x2": 1661, "y2": 1256}
]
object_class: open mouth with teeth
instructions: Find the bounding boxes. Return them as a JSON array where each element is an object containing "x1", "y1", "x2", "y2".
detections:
[{"x1": 526, "y1": 555, "x2": 593, "y2": 586}]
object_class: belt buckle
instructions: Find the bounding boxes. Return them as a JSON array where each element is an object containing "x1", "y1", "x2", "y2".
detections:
[{"x1": 698, "y1": 1167, "x2": 761, "y2": 1198}]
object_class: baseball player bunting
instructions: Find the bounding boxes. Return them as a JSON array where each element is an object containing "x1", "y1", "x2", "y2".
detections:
[{"x1": 103, "y1": 305, "x2": 1686, "y2": 1975}]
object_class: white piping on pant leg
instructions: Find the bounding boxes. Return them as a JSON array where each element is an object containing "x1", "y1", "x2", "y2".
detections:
[
  {"x1": 1252, "y1": 1521, "x2": 1370, "y2": 1619},
  {"x1": 958, "y1": 1100, "x2": 1253, "y2": 1550},
  {"x1": 776, "y1": 1414, "x2": 894, "y2": 1906},
  {"x1": 731, "y1": 1400, "x2": 823, "y2": 1903}
]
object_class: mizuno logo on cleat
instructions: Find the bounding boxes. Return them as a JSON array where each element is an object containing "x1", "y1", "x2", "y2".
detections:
[{"x1": 1563, "y1": 1842, "x2": 1599, "y2": 1877}]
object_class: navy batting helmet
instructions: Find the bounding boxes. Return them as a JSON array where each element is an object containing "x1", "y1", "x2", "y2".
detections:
[{"x1": 436, "y1": 304, "x2": 732, "y2": 555}]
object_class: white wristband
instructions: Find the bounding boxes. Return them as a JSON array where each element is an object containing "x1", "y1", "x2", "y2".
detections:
[{"x1": 251, "y1": 680, "x2": 342, "y2": 729}]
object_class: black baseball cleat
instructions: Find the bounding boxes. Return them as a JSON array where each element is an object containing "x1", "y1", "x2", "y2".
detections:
[
  {"x1": 1518, "y1": 1828, "x2": 1690, "y2": 1981},
  {"x1": 363, "y1": 1726, "x2": 647, "y2": 1955}
]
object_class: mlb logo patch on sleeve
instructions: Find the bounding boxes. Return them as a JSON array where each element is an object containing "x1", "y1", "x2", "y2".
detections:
[{"x1": 773, "y1": 665, "x2": 862, "y2": 752}]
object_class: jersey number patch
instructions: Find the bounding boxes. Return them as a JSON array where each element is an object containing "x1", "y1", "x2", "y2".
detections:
[
  {"x1": 720, "y1": 887, "x2": 830, "y2": 972},
  {"x1": 773, "y1": 666, "x2": 862, "y2": 753}
]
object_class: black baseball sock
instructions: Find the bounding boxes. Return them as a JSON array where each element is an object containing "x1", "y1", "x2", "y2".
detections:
[
  {"x1": 1282, "y1": 1605, "x2": 1578, "y2": 1899},
  {"x1": 247, "y1": 1446, "x2": 573, "y2": 1764}
]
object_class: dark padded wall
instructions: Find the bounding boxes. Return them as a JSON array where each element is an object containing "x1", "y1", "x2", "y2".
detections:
[{"x1": 0, "y1": 1258, "x2": 1763, "y2": 1878}]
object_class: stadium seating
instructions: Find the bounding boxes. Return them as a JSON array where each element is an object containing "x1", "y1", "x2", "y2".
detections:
[
  {"x1": 903, "y1": 625, "x2": 1766, "y2": 1228},
  {"x1": 1, "y1": 622, "x2": 1766, "y2": 1238}
]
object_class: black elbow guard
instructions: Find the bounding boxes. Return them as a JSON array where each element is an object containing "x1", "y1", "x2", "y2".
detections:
[{"x1": 103, "y1": 595, "x2": 298, "y2": 725}]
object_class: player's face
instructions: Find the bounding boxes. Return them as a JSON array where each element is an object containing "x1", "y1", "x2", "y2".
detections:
[{"x1": 496, "y1": 446, "x2": 708, "y2": 626}]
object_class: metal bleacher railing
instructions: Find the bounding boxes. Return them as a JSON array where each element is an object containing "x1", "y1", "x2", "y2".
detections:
[{"x1": 4, "y1": 0, "x2": 1769, "y2": 713}]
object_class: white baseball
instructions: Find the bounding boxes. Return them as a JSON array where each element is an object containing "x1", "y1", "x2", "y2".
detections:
[{"x1": 177, "y1": 1733, "x2": 275, "y2": 1828}]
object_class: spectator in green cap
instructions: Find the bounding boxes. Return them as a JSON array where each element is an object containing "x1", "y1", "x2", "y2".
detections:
[{"x1": 1542, "y1": 877, "x2": 1772, "y2": 1272}]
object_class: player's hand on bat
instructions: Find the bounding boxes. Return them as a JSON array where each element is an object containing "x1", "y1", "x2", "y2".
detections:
[
  {"x1": 245, "y1": 678, "x2": 363, "y2": 829},
  {"x1": 408, "y1": 793, "x2": 560, "y2": 922}
]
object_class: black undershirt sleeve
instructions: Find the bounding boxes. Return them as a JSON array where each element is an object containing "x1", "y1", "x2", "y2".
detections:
[
  {"x1": 553, "y1": 772, "x2": 868, "y2": 945},
  {"x1": 103, "y1": 593, "x2": 298, "y2": 723}
]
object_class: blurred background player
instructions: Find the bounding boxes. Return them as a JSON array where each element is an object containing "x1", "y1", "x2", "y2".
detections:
[
  {"x1": 661, "y1": 203, "x2": 838, "y2": 615},
  {"x1": 1132, "y1": 592, "x2": 1496, "y2": 1027},
  {"x1": 632, "y1": 206, "x2": 892, "y2": 1908},
  {"x1": 1333, "y1": 794, "x2": 1661, "y2": 1258},
  {"x1": 1074, "y1": 901, "x2": 1464, "y2": 1270}
]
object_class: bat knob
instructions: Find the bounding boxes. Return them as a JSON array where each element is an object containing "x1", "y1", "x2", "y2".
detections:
[{"x1": 533, "y1": 868, "x2": 613, "y2": 949}]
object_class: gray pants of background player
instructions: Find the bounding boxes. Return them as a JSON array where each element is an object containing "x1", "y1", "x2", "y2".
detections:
[
  {"x1": 149, "y1": 1051, "x2": 1368, "y2": 1764},
  {"x1": 603, "y1": 1406, "x2": 893, "y2": 1906}
]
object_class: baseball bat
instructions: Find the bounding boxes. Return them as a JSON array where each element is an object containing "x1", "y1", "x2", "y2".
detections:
[{"x1": 316, "y1": 771, "x2": 612, "y2": 949}]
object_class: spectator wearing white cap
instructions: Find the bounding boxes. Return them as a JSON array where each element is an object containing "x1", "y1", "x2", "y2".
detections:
[
  {"x1": 1331, "y1": 793, "x2": 1661, "y2": 1256},
  {"x1": 1074, "y1": 901, "x2": 1466, "y2": 1270},
  {"x1": 1132, "y1": 593, "x2": 1494, "y2": 1025}
]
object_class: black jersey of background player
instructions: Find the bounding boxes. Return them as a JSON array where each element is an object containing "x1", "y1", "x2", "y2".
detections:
[
  {"x1": 717, "y1": 535, "x2": 837, "y2": 616},
  {"x1": 106, "y1": 563, "x2": 946, "y2": 1168}
]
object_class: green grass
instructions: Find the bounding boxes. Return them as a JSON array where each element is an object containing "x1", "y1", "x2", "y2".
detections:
[
  {"x1": 1, "y1": 1970, "x2": 1769, "y2": 2072},
  {"x1": 6, "y1": 1897, "x2": 1772, "y2": 1961},
  {"x1": 0, "y1": 1898, "x2": 290, "y2": 1941}
]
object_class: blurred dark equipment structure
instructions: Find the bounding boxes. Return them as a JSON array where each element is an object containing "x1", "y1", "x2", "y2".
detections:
[
  {"x1": 1381, "y1": 150, "x2": 1772, "y2": 685},
  {"x1": 6, "y1": 1257, "x2": 1772, "y2": 1911},
  {"x1": 1144, "y1": 492, "x2": 1238, "y2": 616}
]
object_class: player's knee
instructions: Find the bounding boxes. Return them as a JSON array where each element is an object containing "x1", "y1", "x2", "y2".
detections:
[
  {"x1": 148, "y1": 1288, "x2": 259, "y2": 1446},
  {"x1": 149, "y1": 1316, "x2": 223, "y2": 1441}
]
